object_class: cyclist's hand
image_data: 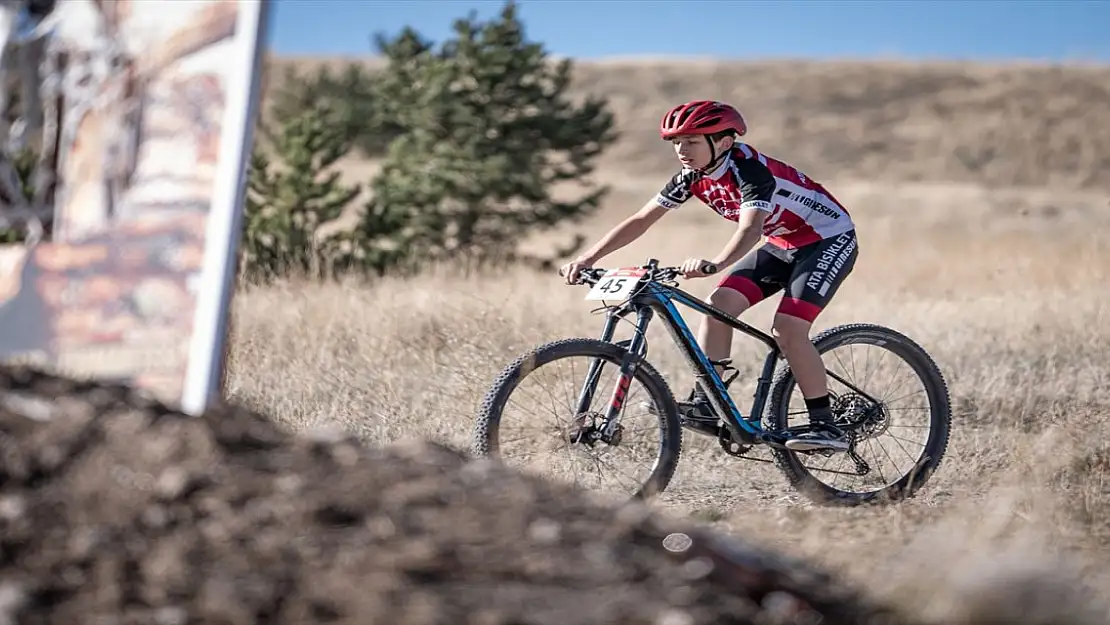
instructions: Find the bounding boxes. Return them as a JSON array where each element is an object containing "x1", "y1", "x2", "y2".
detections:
[
  {"x1": 559, "y1": 259, "x2": 592, "y2": 285},
  {"x1": 679, "y1": 258, "x2": 717, "y2": 278}
]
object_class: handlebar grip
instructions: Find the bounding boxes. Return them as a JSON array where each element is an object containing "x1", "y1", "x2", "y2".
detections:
[{"x1": 703, "y1": 262, "x2": 718, "y2": 274}]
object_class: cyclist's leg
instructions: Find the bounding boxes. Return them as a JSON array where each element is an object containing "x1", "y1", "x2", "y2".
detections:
[
  {"x1": 771, "y1": 230, "x2": 860, "y2": 451},
  {"x1": 698, "y1": 244, "x2": 788, "y2": 374},
  {"x1": 679, "y1": 244, "x2": 790, "y2": 422}
]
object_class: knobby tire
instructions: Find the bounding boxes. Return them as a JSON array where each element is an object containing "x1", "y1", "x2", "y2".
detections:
[
  {"x1": 472, "y1": 338, "x2": 683, "y2": 500},
  {"x1": 764, "y1": 323, "x2": 952, "y2": 506}
]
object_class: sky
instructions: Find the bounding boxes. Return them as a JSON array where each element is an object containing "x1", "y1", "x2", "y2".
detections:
[{"x1": 267, "y1": 0, "x2": 1110, "y2": 64}]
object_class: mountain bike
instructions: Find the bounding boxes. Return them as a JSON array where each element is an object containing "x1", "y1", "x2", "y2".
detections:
[{"x1": 471, "y1": 258, "x2": 951, "y2": 506}]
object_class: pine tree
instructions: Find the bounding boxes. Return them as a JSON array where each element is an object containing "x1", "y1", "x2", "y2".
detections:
[
  {"x1": 266, "y1": 63, "x2": 384, "y2": 159},
  {"x1": 364, "y1": 0, "x2": 619, "y2": 270},
  {"x1": 242, "y1": 106, "x2": 361, "y2": 282}
]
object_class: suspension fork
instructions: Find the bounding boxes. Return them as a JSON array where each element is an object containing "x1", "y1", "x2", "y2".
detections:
[
  {"x1": 572, "y1": 304, "x2": 630, "y2": 415},
  {"x1": 599, "y1": 306, "x2": 653, "y2": 439},
  {"x1": 571, "y1": 305, "x2": 652, "y2": 434}
]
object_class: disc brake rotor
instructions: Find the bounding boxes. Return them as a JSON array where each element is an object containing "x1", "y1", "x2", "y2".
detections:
[{"x1": 834, "y1": 393, "x2": 888, "y2": 439}]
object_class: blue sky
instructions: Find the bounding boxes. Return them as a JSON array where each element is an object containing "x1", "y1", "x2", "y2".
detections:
[{"x1": 268, "y1": 0, "x2": 1110, "y2": 63}]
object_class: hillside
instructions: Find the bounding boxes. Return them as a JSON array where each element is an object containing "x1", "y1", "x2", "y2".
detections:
[
  {"x1": 214, "y1": 54, "x2": 1110, "y2": 622},
  {"x1": 265, "y1": 55, "x2": 1110, "y2": 191}
]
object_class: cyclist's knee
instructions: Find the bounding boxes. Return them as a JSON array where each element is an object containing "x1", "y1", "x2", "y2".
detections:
[
  {"x1": 707, "y1": 286, "x2": 750, "y2": 317},
  {"x1": 772, "y1": 312, "x2": 814, "y2": 349}
]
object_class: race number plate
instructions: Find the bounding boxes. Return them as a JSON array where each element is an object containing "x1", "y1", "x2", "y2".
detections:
[{"x1": 584, "y1": 268, "x2": 648, "y2": 301}]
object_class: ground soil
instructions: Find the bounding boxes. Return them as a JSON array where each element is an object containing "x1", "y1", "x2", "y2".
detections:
[{"x1": 0, "y1": 364, "x2": 910, "y2": 625}]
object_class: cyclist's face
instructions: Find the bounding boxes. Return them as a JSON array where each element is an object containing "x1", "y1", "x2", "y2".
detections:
[{"x1": 670, "y1": 134, "x2": 727, "y2": 169}]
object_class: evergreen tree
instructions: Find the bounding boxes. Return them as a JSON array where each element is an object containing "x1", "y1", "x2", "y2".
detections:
[
  {"x1": 364, "y1": 0, "x2": 619, "y2": 269},
  {"x1": 242, "y1": 105, "x2": 361, "y2": 281},
  {"x1": 266, "y1": 63, "x2": 383, "y2": 159},
  {"x1": 355, "y1": 28, "x2": 433, "y2": 157},
  {"x1": 238, "y1": 1, "x2": 620, "y2": 279}
]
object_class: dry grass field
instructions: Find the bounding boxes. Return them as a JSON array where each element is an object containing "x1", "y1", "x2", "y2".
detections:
[{"x1": 228, "y1": 56, "x2": 1110, "y2": 621}]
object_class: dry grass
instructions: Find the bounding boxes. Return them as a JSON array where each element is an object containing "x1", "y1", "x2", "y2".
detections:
[
  {"x1": 226, "y1": 174, "x2": 1110, "y2": 620},
  {"x1": 228, "y1": 55, "x2": 1110, "y2": 620}
]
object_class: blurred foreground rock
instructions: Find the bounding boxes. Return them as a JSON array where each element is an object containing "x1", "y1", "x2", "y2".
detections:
[{"x1": 0, "y1": 365, "x2": 907, "y2": 625}]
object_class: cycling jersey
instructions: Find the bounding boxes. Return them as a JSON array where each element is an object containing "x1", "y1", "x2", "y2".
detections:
[{"x1": 653, "y1": 143, "x2": 855, "y2": 250}]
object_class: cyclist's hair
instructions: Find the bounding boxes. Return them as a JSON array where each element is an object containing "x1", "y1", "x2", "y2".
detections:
[{"x1": 707, "y1": 129, "x2": 738, "y2": 144}]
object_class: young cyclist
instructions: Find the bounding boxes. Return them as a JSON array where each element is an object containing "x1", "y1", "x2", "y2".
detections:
[{"x1": 559, "y1": 100, "x2": 859, "y2": 452}]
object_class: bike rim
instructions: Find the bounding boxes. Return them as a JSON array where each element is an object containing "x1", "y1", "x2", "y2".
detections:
[
  {"x1": 490, "y1": 354, "x2": 669, "y2": 500},
  {"x1": 779, "y1": 340, "x2": 941, "y2": 495}
]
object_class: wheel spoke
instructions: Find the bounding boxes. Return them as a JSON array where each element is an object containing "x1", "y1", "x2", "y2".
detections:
[
  {"x1": 472, "y1": 339, "x2": 682, "y2": 502},
  {"x1": 766, "y1": 325, "x2": 951, "y2": 505}
]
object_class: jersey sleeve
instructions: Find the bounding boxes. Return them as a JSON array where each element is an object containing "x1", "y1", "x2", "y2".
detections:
[
  {"x1": 732, "y1": 158, "x2": 776, "y2": 213},
  {"x1": 652, "y1": 169, "x2": 698, "y2": 209}
]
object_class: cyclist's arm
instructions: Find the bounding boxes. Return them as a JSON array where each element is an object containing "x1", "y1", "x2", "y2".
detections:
[
  {"x1": 710, "y1": 160, "x2": 776, "y2": 268},
  {"x1": 575, "y1": 170, "x2": 694, "y2": 264},
  {"x1": 711, "y1": 207, "x2": 767, "y2": 268},
  {"x1": 575, "y1": 199, "x2": 669, "y2": 264}
]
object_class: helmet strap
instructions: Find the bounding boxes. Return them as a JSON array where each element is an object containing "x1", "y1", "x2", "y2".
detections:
[{"x1": 695, "y1": 135, "x2": 729, "y2": 174}]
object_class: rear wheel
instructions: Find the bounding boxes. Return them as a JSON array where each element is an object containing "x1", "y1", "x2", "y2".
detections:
[
  {"x1": 471, "y1": 338, "x2": 683, "y2": 501},
  {"x1": 764, "y1": 323, "x2": 951, "y2": 506}
]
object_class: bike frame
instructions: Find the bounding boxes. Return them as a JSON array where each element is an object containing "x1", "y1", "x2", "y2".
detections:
[{"x1": 573, "y1": 260, "x2": 875, "y2": 448}]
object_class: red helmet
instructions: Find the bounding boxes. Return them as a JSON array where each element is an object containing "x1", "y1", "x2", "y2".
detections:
[{"x1": 659, "y1": 100, "x2": 748, "y2": 140}]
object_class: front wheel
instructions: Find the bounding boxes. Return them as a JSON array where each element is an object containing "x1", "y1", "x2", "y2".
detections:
[
  {"x1": 471, "y1": 337, "x2": 683, "y2": 501},
  {"x1": 764, "y1": 323, "x2": 952, "y2": 506}
]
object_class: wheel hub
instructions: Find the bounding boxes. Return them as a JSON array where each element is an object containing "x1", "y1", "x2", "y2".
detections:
[
  {"x1": 834, "y1": 393, "x2": 888, "y2": 439},
  {"x1": 568, "y1": 412, "x2": 622, "y2": 446}
]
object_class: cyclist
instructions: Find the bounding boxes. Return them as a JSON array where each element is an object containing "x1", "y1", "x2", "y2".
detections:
[{"x1": 559, "y1": 99, "x2": 859, "y2": 452}]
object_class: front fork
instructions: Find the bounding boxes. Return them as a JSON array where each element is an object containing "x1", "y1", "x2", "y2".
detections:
[{"x1": 572, "y1": 305, "x2": 652, "y2": 443}]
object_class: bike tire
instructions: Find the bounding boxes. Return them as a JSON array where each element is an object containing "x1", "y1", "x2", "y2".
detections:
[
  {"x1": 763, "y1": 323, "x2": 952, "y2": 507},
  {"x1": 471, "y1": 337, "x2": 683, "y2": 501}
]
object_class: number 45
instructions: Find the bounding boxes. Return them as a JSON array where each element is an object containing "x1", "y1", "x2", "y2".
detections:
[
  {"x1": 598, "y1": 277, "x2": 627, "y2": 293},
  {"x1": 584, "y1": 267, "x2": 648, "y2": 301}
]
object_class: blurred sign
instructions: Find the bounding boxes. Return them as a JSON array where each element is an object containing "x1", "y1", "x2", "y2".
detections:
[{"x1": 0, "y1": 0, "x2": 270, "y2": 414}]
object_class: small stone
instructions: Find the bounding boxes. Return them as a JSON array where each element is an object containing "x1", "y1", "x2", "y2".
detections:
[
  {"x1": 681, "y1": 556, "x2": 714, "y2": 580},
  {"x1": 527, "y1": 518, "x2": 561, "y2": 545},
  {"x1": 0, "y1": 582, "x2": 26, "y2": 625},
  {"x1": 157, "y1": 467, "x2": 189, "y2": 498},
  {"x1": 0, "y1": 496, "x2": 24, "y2": 521},
  {"x1": 662, "y1": 532, "x2": 693, "y2": 553},
  {"x1": 655, "y1": 608, "x2": 694, "y2": 625},
  {"x1": 154, "y1": 606, "x2": 187, "y2": 625}
]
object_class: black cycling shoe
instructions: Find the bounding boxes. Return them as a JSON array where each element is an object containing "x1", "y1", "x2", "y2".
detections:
[
  {"x1": 644, "y1": 389, "x2": 721, "y2": 437},
  {"x1": 785, "y1": 419, "x2": 850, "y2": 452}
]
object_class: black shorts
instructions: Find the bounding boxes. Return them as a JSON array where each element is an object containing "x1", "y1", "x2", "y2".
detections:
[{"x1": 716, "y1": 230, "x2": 859, "y2": 322}]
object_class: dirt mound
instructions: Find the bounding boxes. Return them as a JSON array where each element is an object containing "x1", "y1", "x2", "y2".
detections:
[{"x1": 0, "y1": 364, "x2": 909, "y2": 625}]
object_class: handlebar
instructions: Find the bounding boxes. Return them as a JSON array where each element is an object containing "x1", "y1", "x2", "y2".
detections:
[{"x1": 563, "y1": 258, "x2": 718, "y2": 286}]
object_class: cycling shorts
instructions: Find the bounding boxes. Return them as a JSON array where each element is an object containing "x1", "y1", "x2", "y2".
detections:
[{"x1": 716, "y1": 229, "x2": 859, "y2": 322}]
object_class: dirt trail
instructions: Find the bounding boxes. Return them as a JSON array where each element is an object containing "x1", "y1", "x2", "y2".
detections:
[{"x1": 0, "y1": 364, "x2": 914, "y2": 625}]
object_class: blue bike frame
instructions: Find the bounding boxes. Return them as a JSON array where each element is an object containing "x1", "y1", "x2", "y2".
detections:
[{"x1": 573, "y1": 260, "x2": 871, "y2": 448}]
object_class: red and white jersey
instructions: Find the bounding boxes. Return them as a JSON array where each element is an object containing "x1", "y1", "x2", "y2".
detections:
[{"x1": 653, "y1": 143, "x2": 855, "y2": 249}]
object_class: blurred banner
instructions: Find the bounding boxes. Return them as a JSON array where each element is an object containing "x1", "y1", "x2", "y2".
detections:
[{"x1": 0, "y1": 0, "x2": 270, "y2": 415}]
